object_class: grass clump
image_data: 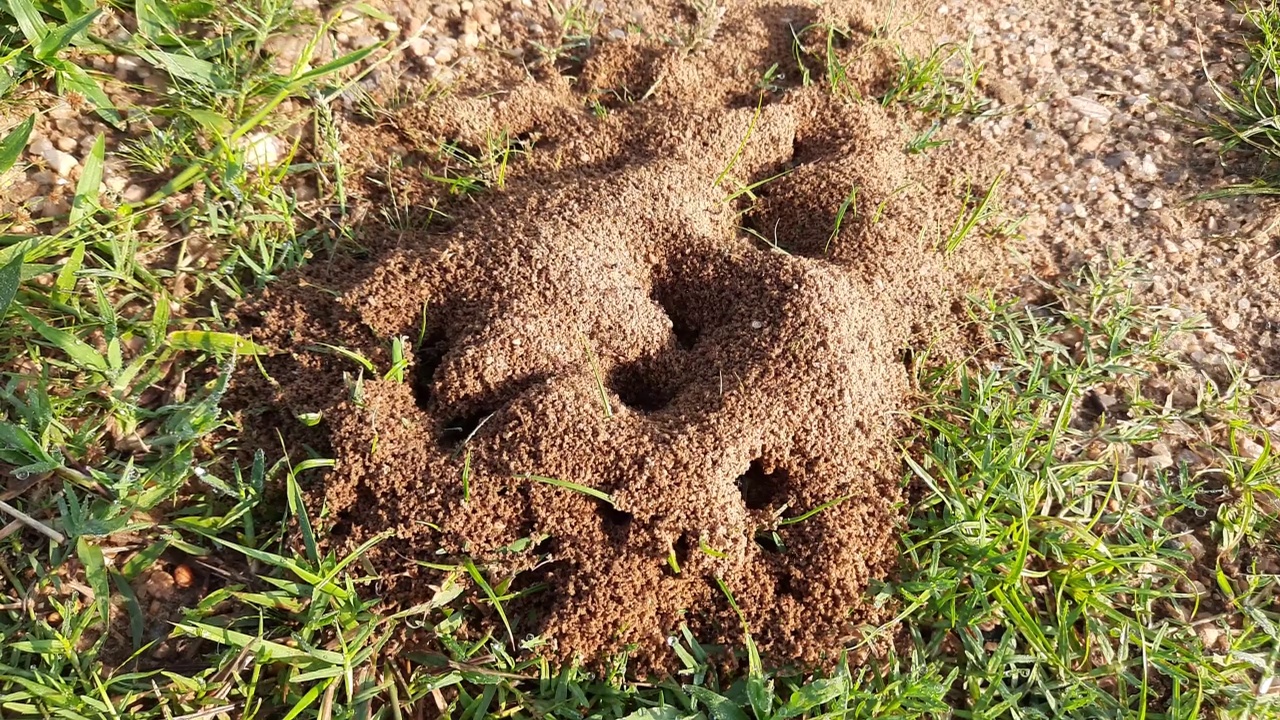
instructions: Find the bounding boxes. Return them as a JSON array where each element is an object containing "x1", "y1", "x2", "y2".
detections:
[
  {"x1": 881, "y1": 41, "x2": 988, "y2": 117},
  {"x1": 893, "y1": 263, "x2": 1280, "y2": 717},
  {"x1": 1199, "y1": 0, "x2": 1280, "y2": 196}
]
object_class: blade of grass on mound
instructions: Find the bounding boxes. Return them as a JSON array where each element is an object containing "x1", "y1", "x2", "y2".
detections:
[
  {"x1": 944, "y1": 171, "x2": 1004, "y2": 254},
  {"x1": 463, "y1": 558, "x2": 516, "y2": 650},
  {"x1": 520, "y1": 473, "x2": 616, "y2": 505},
  {"x1": 712, "y1": 94, "x2": 762, "y2": 192}
]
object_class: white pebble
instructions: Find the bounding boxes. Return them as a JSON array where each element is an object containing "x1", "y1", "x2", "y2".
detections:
[
  {"x1": 42, "y1": 148, "x2": 77, "y2": 176},
  {"x1": 238, "y1": 132, "x2": 283, "y2": 169},
  {"x1": 407, "y1": 37, "x2": 433, "y2": 58},
  {"x1": 123, "y1": 184, "x2": 148, "y2": 203}
]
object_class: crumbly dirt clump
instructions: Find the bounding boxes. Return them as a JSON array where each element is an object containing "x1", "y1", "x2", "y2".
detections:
[{"x1": 236, "y1": 1, "x2": 996, "y2": 669}]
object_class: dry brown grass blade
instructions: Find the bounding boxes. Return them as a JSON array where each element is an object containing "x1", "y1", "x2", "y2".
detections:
[{"x1": 0, "y1": 499, "x2": 65, "y2": 544}]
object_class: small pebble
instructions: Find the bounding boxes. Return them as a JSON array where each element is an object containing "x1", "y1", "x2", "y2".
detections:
[{"x1": 42, "y1": 148, "x2": 77, "y2": 176}]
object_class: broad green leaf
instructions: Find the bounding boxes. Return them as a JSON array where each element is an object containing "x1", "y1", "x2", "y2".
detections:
[
  {"x1": 15, "y1": 307, "x2": 109, "y2": 371},
  {"x1": 183, "y1": 107, "x2": 233, "y2": 135},
  {"x1": 777, "y1": 677, "x2": 847, "y2": 718},
  {"x1": 8, "y1": 640, "x2": 62, "y2": 654},
  {"x1": 134, "y1": 0, "x2": 178, "y2": 39},
  {"x1": 61, "y1": 0, "x2": 94, "y2": 16},
  {"x1": 0, "y1": 420, "x2": 49, "y2": 462},
  {"x1": 76, "y1": 536, "x2": 111, "y2": 628},
  {"x1": 619, "y1": 709, "x2": 691, "y2": 720},
  {"x1": 286, "y1": 467, "x2": 318, "y2": 563},
  {"x1": 120, "y1": 539, "x2": 167, "y2": 579},
  {"x1": 4, "y1": 0, "x2": 48, "y2": 44},
  {"x1": 168, "y1": 329, "x2": 269, "y2": 355},
  {"x1": 112, "y1": 571, "x2": 145, "y2": 649},
  {"x1": 0, "y1": 251, "x2": 23, "y2": 321},
  {"x1": 134, "y1": 48, "x2": 222, "y2": 88},
  {"x1": 685, "y1": 687, "x2": 750, "y2": 720},
  {"x1": 53, "y1": 242, "x2": 84, "y2": 301},
  {"x1": 349, "y1": 2, "x2": 394, "y2": 22},
  {"x1": 93, "y1": 280, "x2": 116, "y2": 339},
  {"x1": 169, "y1": 0, "x2": 214, "y2": 20},
  {"x1": 68, "y1": 133, "x2": 103, "y2": 225},
  {"x1": 33, "y1": 9, "x2": 100, "y2": 60},
  {"x1": 173, "y1": 622, "x2": 345, "y2": 665},
  {"x1": 0, "y1": 115, "x2": 34, "y2": 175},
  {"x1": 50, "y1": 60, "x2": 122, "y2": 127}
]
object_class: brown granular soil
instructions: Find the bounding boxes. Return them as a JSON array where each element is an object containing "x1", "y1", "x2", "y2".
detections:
[{"x1": 233, "y1": 0, "x2": 1010, "y2": 670}]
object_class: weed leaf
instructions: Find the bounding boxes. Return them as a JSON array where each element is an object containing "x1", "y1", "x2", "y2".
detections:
[
  {"x1": 184, "y1": 107, "x2": 234, "y2": 135},
  {"x1": 174, "y1": 621, "x2": 345, "y2": 665},
  {"x1": 293, "y1": 45, "x2": 380, "y2": 85},
  {"x1": 685, "y1": 686, "x2": 750, "y2": 720},
  {"x1": 521, "y1": 473, "x2": 615, "y2": 505},
  {"x1": 50, "y1": 60, "x2": 122, "y2": 127},
  {"x1": 0, "y1": 251, "x2": 24, "y2": 322},
  {"x1": 16, "y1": 307, "x2": 109, "y2": 371},
  {"x1": 34, "y1": 9, "x2": 100, "y2": 60},
  {"x1": 75, "y1": 536, "x2": 111, "y2": 628},
  {"x1": 777, "y1": 677, "x2": 847, "y2": 717},
  {"x1": 60, "y1": 0, "x2": 93, "y2": 15},
  {"x1": 4, "y1": 0, "x2": 48, "y2": 44},
  {"x1": 135, "y1": 0, "x2": 179, "y2": 39},
  {"x1": 285, "y1": 463, "x2": 319, "y2": 564},
  {"x1": 53, "y1": 242, "x2": 84, "y2": 301},
  {"x1": 618, "y1": 709, "x2": 688, "y2": 720},
  {"x1": 111, "y1": 571, "x2": 146, "y2": 649},
  {"x1": 69, "y1": 134, "x2": 104, "y2": 226},
  {"x1": 170, "y1": 0, "x2": 215, "y2": 19},
  {"x1": 0, "y1": 115, "x2": 34, "y2": 175},
  {"x1": 169, "y1": 330, "x2": 269, "y2": 355},
  {"x1": 135, "y1": 48, "x2": 222, "y2": 88},
  {"x1": 0, "y1": 420, "x2": 49, "y2": 464}
]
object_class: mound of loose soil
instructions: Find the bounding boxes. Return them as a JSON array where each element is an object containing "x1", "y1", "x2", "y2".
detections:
[{"x1": 235, "y1": 1, "x2": 1001, "y2": 669}]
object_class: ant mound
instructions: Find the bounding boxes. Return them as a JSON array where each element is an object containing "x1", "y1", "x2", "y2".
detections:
[{"x1": 238, "y1": 44, "x2": 988, "y2": 668}]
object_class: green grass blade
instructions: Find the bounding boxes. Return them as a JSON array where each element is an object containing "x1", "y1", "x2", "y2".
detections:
[
  {"x1": 134, "y1": 48, "x2": 223, "y2": 89},
  {"x1": 53, "y1": 242, "x2": 83, "y2": 303},
  {"x1": 0, "y1": 115, "x2": 34, "y2": 175},
  {"x1": 712, "y1": 95, "x2": 762, "y2": 190},
  {"x1": 463, "y1": 559, "x2": 515, "y2": 649},
  {"x1": 16, "y1": 307, "x2": 109, "y2": 371},
  {"x1": 75, "y1": 537, "x2": 111, "y2": 629},
  {"x1": 69, "y1": 134, "x2": 104, "y2": 226},
  {"x1": 169, "y1": 329, "x2": 269, "y2": 355},
  {"x1": 0, "y1": 251, "x2": 24, "y2": 322},
  {"x1": 521, "y1": 473, "x2": 615, "y2": 505},
  {"x1": 134, "y1": 0, "x2": 179, "y2": 39},
  {"x1": 33, "y1": 9, "x2": 100, "y2": 61},
  {"x1": 50, "y1": 60, "x2": 122, "y2": 127},
  {"x1": 4, "y1": 0, "x2": 48, "y2": 44}
]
